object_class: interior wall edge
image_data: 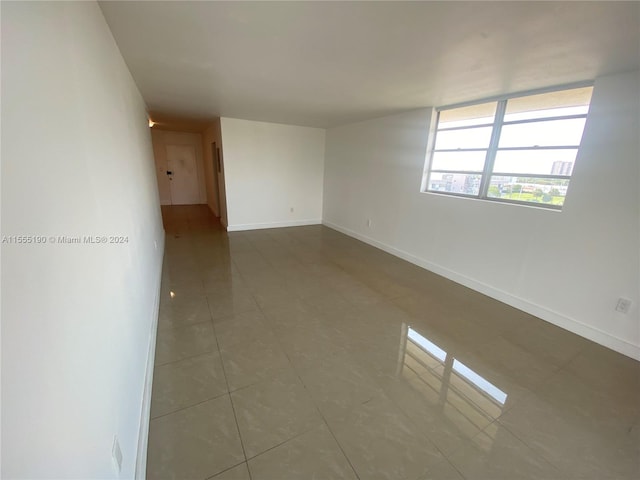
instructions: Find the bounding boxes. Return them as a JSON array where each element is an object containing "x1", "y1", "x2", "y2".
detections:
[{"x1": 322, "y1": 220, "x2": 640, "y2": 361}]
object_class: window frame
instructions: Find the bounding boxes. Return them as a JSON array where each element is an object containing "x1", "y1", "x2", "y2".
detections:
[{"x1": 422, "y1": 82, "x2": 594, "y2": 210}]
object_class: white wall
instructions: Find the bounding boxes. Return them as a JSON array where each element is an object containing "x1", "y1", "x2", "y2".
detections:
[
  {"x1": 220, "y1": 118, "x2": 325, "y2": 231},
  {"x1": 151, "y1": 129, "x2": 207, "y2": 205},
  {"x1": 323, "y1": 71, "x2": 640, "y2": 360},
  {"x1": 1, "y1": 2, "x2": 165, "y2": 478}
]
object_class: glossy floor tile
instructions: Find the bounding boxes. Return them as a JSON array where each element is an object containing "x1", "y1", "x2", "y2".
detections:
[
  {"x1": 147, "y1": 396, "x2": 244, "y2": 480},
  {"x1": 150, "y1": 352, "x2": 228, "y2": 418},
  {"x1": 231, "y1": 369, "x2": 324, "y2": 458},
  {"x1": 147, "y1": 205, "x2": 640, "y2": 479},
  {"x1": 248, "y1": 424, "x2": 357, "y2": 480}
]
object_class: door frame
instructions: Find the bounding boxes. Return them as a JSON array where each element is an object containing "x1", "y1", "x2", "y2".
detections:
[{"x1": 211, "y1": 142, "x2": 222, "y2": 217}]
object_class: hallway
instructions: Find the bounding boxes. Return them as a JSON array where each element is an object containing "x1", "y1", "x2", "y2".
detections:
[{"x1": 148, "y1": 206, "x2": 639, "y2": 480}]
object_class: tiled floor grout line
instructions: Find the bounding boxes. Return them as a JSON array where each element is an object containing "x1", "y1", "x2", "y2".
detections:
[
  {"x1": 242, "y1": 424, "x2": 320, "y2": 463},
  {"x1": 204, "y1": 460, "x2": 247, "y2": 480},
  {"x1": 488, "y1": 417, "x2": 566, "y2": 476},
  {"x1": 149, "y1": 390, "x2": 230, "y2": 422},
  {"x1": 155, "y1": 316, "x2": 212, "y2": 331},
  {"x1": 204, "y1": 295, "x2": 254, "y2": 480},
  {"x1": 442, "y1": 458, "x2": 467, "y2": 480},
  {"x1": 229, "y1": 250, "x2": 366, "y2": 478},
  {"x1": 355, "y1": 366, "x2": 454, "y2": 467},
  {"x1": 231, "y1": 238, "x2": 454, "y2": 479},
  {"x1": 317, "y1": 416, "x2": 362, "y2": 480},
  {"x1": 278, "y1": 337, "x2": 362, "y2": 478},
  {"x1": 154, "y1": 344, "x2": 219, "y2": 367}
]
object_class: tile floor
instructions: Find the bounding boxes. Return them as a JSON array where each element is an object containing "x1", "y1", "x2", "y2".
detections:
[{"x1": 147, "y1": 204, "x2": 640, "y2": 480}]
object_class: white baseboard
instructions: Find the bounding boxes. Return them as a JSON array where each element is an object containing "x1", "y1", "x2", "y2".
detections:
[
  {"x1": 135, "y1": 233, "x2": 165, "y2": 479},
  {"x1": 322, "y1": 220, "x2": 640, "y2": 361},
  {"x1": 227, "y1": 219, "x2": 321, "y2": 232}
]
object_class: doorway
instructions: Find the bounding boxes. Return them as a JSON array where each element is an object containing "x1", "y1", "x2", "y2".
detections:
[
  {"x1": 211, "y1": 142, "x2": 222, "y2": 217},
  {"x1": 166, "y1": 144, "x2": 199, "y2": 205}
]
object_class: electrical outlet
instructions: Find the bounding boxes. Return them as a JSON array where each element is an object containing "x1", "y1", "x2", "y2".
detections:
[
  {"x1": 112, "y1": 435, "x2": 123, "y2": 474},
  {"x1": 615, "y1": 297, "x2": 632, "y2": 314}
]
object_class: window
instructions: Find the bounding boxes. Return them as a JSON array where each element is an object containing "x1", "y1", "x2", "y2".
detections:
[{"x1": 423, "y1": 85, "x2": 593, "y2": 209}]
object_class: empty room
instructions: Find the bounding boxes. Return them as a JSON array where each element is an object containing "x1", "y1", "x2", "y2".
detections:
[{"x1": 1, "y1": 1, "x2": 639, "y2": 479}]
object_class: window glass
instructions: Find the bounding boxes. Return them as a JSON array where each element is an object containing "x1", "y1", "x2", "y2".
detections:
[
  {"x1": 438, "y1": 102, "x2": 497, "y2": 129},
  {"x1": 498, "y1": 118, "x2": 587, "y2": 148},
  {"x1": 431, "y1": 151, "x2": 487, "y2": 172},
  {"x1": 428, "y1": 172, "x2": 482, "y2": 196},
  {"x1": 493, "y1": 149, "x2": 578, "y2": 175},
  {"x1": 487, "y1": 176, "x2": 571, "y2": 207},
  {"x1": 503, "y1": 87, "x2": 593, "y2": 122},
  {"x1": 435, "y1": 127, "x2": 493, "y2": 150},
  {"x1": 423, "y1": 85, "x2": 592, "y2": 209}
]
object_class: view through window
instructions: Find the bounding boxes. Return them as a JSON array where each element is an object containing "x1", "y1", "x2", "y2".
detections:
[{"x1": 423, "y1": 86, "x2": 593, "y2": 209}]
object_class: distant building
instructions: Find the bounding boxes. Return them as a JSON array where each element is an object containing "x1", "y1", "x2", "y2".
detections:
[
  {"x1": 551, "y1": 161, "x2": 573, "y2": 175},
  {"x1": 430, "y1": 173, "x2": 479, "y2": 194}
]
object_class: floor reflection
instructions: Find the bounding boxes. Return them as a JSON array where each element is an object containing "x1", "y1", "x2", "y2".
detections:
[{"x1": 399, "y1": 326, "x2": 507, "y2": 441}]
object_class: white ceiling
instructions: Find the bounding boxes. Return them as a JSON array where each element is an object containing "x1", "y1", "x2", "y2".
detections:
[{"x1": 99, "y1": 1, "x2": 640, "y2": 128}]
